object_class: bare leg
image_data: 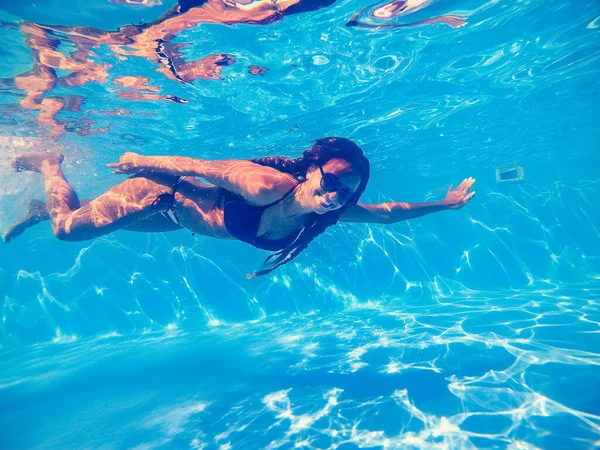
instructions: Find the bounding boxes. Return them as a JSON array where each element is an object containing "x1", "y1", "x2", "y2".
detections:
[
  {"x1": 3, "y1": 199, "x2": 50, "y2": 243},
  {"x1": 3, "y1": 198, "x2": 182, "y2": 243},
  {"x1": 12, "y1": 153, "x2": 180, "y2": 242}
]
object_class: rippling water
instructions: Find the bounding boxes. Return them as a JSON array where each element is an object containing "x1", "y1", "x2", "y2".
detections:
[{"x1": 1, "y1": 0, "x2": 599, "y2": 448}]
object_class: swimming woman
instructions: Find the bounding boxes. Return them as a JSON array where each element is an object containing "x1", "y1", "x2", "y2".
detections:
[{"x1": 6, "y1": 137, "x2": 475, "y2": 278}]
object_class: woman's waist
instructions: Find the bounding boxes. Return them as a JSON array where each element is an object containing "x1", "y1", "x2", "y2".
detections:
[{"x1": 172, "y1": 183, "x2": 235, "y2": 238}]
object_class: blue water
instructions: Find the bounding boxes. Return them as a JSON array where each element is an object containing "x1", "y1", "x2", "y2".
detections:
[{"x1": 1, "y1": 0, "x2": 599, "y2": 448}]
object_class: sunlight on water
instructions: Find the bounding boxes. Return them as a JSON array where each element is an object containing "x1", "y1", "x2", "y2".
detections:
[
  {"x1": 1, "y1": 0, "x2": 599, "y2": 447},
  {"x1": 1, "y1": 286, "x2": 599, "y2": 448}
]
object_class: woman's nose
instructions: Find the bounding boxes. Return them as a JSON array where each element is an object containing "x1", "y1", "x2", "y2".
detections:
[{"x1": 326, "y1": 191, "x2": 339, "y2": 205}]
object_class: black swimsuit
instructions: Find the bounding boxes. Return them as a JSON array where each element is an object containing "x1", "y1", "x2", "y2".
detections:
[
  {"x1": 153, "y1": 176, "x2": 186, "y2": 226},
  {"x1": 223, "y1": 187, "x2": 302, "y2": 251},
  {"x1": 156, "y1": 180, "x2": 301, "y2": 251}
]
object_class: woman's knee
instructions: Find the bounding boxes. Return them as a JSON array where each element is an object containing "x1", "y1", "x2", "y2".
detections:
[
  {"x1": 53, "y1": 224, "x2": 74, "y2": 241},
  {"x1": 52, "y1": 221, "x2": 85, "y2": 242}
]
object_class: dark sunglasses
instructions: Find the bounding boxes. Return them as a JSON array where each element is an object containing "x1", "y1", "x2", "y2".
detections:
[{"x1": 318, "y1": 166, "x2": 355, "y2": 205}]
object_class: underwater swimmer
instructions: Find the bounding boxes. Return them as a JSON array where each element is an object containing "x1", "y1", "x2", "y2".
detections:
[{"x1": 6, "y1": 138, "x2": 475, "y2": 278}]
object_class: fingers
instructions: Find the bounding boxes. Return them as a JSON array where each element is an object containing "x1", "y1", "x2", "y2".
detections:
[
  {"x1": 467, "y1": 178, "x2": 476, "y2": 193},
  {"x1": 107, "y1": 163, "x2": 126, "y2": 174},
  {"x1": 447, "y1": 184, "x2": 453, "y2": 194},
  {"x1": 458, "y1": 177, "x2": 476, "y2": 193}
]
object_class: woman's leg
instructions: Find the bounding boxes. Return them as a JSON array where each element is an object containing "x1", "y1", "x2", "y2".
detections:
[
  {"x1": 12, "y1": 153, "x2": 180, "y2": 242},
  {"x1": 3, "y1": 199, "x2": 50, "y2": 243},
  {"x1": 3, "y1": 199, "x2": 182, "y2": 243}
]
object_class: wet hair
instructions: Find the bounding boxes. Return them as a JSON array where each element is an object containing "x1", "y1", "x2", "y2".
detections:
[{"x1": 247, "y1": 137, "x2": 370, "y2": 278}]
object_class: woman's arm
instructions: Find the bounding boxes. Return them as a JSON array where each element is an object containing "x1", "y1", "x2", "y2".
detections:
[
  {"x1": 341, "y1": 178, "x2": 475, "y2": 224},
  {"x1": 108, "y1": 152, "x2": 297, "y2": 205}
]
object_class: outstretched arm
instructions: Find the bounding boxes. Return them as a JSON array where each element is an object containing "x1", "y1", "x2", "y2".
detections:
[
  {"x1": 341, "y1": 178, "x2": 475, "y2": 224},
  {"x1": 107, "y1": 152, "x2": 296, "y2": 205}
]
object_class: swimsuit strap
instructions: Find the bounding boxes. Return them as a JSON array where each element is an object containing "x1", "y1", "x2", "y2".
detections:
[
  {"x1": 260, "y1": 185, "x2": 296, "y2": 210},
  {"x1": 154, "y1": 176, "x2": 186, "y2": 226},
  {"x1": 151, "y1": 193, "x2": 174, "y2": 210}
]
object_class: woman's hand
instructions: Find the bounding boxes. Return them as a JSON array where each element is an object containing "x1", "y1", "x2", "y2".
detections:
[
  {"x1": 444, "y1": 177, "x2": 476, "y2": 209},
  {"x1": 107, "y1": 152, "x2": 147, "y2": 174}
]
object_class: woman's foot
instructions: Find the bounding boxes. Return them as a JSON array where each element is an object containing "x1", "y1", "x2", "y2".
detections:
[
  {"x1": 3, "y1": 199, "x2": 49, "y2": 243},
  {"x1": 12, "y1": 152, "x2": 64, "y2": 173}
]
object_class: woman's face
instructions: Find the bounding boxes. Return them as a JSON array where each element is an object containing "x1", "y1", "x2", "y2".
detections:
[{"x1": 304, "y1": 158, "x2": 361, "y2": 214}]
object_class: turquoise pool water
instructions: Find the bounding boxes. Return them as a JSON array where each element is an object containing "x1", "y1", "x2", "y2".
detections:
[{"x1": 1, "y1": 0, "x2": 599, "y2": 448}]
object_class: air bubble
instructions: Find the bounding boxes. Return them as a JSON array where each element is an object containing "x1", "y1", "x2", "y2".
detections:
[{"x1": 312, "y1": 55, "x2": 330, "y2": 66}]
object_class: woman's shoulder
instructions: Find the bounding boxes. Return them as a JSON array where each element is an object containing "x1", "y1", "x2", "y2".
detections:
[
  {"x1": 254, "y1": 174, "x2": 298, "y2": 206},
  {"x1": 216, "y1": 175, "x2": 297, "y2": 207}
]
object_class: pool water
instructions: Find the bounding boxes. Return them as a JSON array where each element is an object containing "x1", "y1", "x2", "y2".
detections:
[{"x1": 1, "y1": 0, "x2": 599, "y2": 448}]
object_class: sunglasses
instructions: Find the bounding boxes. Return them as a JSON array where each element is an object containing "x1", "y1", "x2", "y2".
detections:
[{"x1": 318, "y1": 166, "x2": 355, "y2": 205}]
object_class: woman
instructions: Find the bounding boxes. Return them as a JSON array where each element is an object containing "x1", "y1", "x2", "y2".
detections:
[{"x1": 7, "y1": 137, "x2": 475, "y2": 278}]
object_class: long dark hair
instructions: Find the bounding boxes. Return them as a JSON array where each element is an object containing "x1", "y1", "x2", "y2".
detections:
[{"x1": 247, "y1": 137, "x2": 370, "y2": 278}]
